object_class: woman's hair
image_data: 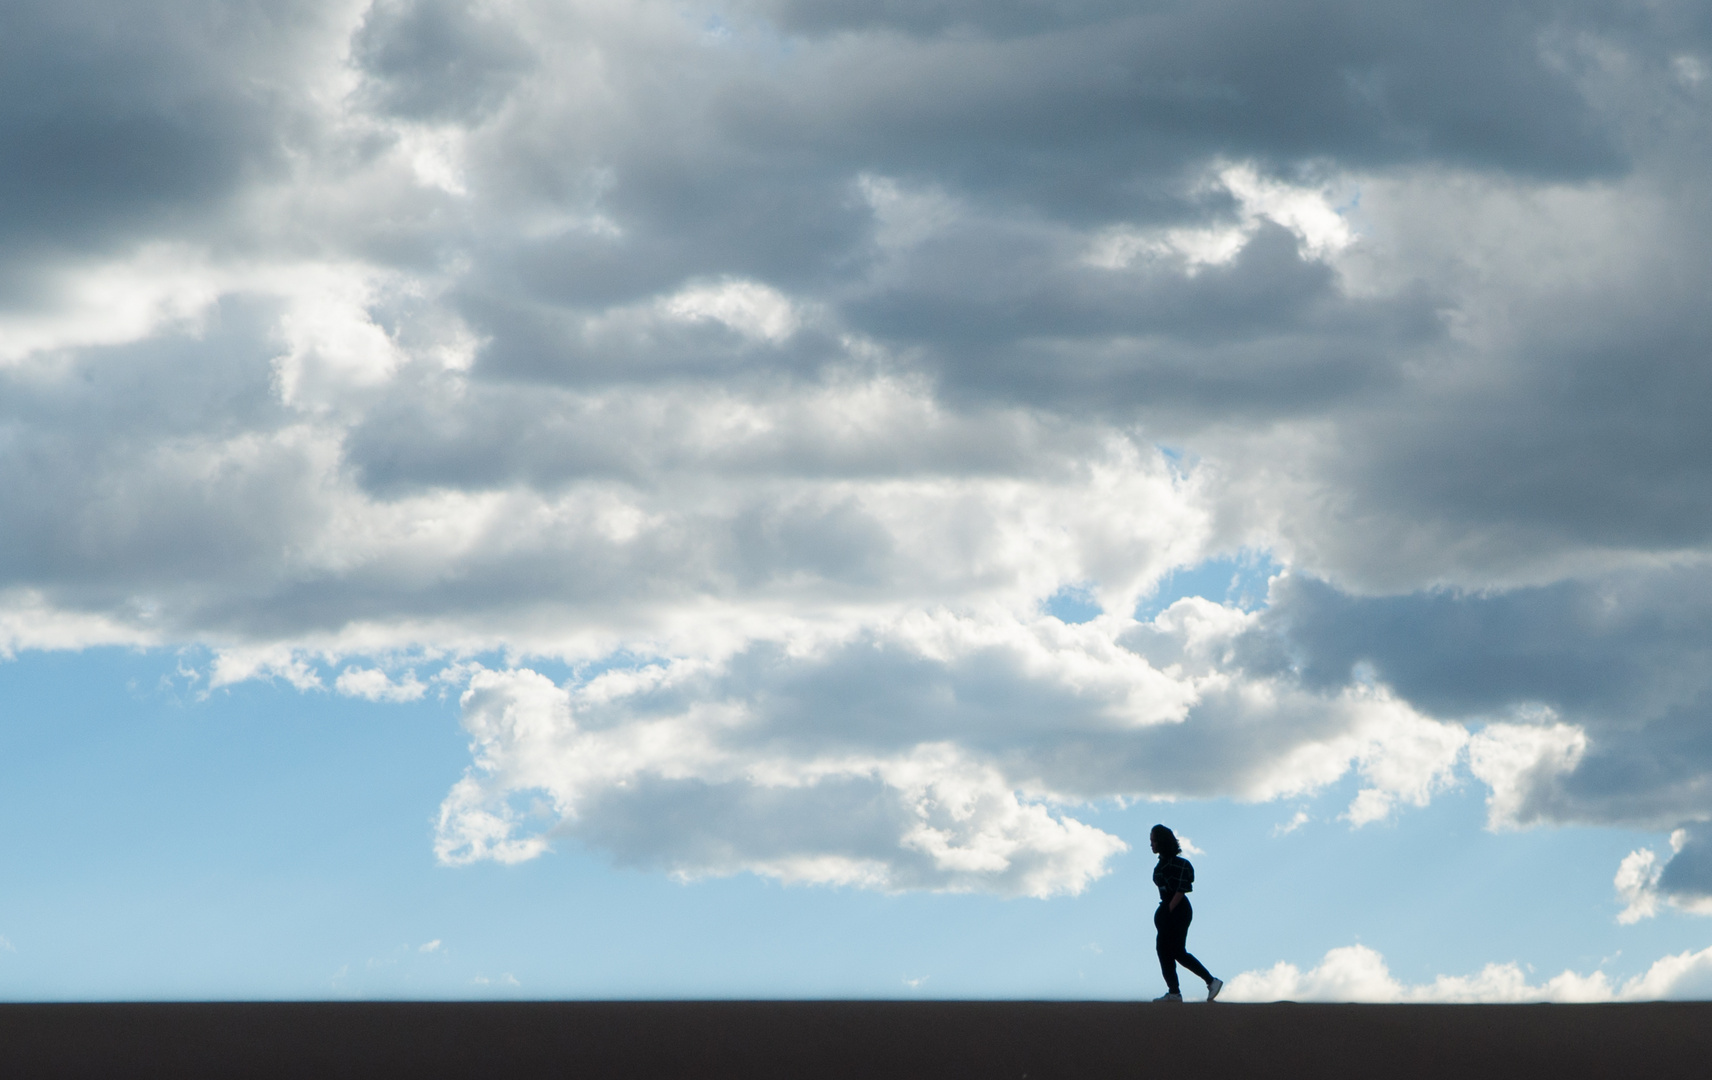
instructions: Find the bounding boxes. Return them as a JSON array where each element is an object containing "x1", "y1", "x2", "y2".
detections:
[{"x1": 1150, "y1": 824, "x2": 1181, "y2": 857}]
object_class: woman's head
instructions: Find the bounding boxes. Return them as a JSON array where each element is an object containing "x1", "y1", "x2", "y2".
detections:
[{"x1": 1150, "y1": 824, "x2": 1181, "y2": 857}]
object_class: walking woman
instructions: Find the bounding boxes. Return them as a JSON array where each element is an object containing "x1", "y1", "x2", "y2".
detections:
[{"x1": 1150, "y1": 824, "x2": 1222, "y2": 1002}]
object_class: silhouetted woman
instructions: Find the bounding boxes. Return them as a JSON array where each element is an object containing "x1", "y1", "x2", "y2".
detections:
[{"x1": 1150, "y1": 824, "x2": 1221, "y2": 1002}]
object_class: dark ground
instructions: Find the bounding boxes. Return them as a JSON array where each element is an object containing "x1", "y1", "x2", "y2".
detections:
[{"x1": 0, "y1": 1000, "x2": 1706, "y2": 1079}]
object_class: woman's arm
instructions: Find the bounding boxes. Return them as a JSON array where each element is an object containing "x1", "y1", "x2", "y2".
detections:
[{"x1": 1168, "y1": 891, "x2": 1185, "y2": 911}]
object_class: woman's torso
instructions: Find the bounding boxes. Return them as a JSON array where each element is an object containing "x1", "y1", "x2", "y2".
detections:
[{"x1": 1153, "y1": 854, "x2": 1194, "y2": 902}]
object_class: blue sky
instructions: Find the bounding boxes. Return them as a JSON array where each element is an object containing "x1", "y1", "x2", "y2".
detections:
[{"x1": 4, "y1": 0, "x2": 1712, "y2": 1002}]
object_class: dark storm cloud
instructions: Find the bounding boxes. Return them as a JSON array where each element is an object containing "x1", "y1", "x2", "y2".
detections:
[
  {"x1": 377, "y1": 0, "x2": 1700, "y2": 479},
  {"x1": 858, "y1": 223, "x2": 1436, "y2": 417},
  {"x1": 1272, "y1": 206, "x2": 1712, "y2": 587},
  {"x1": 1240, "y1": 571, "x2": 1712, "y2": 828},
  {"x1": 0, "y1": 1, "x2": 331, "y2": 259},
  {"x1": 0, "y1": 299, "x2": 303, "y2": 598},
  {"x1": 406, "y1": 0, "x2": 1664, "y2": 367},
  {"x1": 732, "y1": 0, "x2": 1630, "y2": 184},
  {"x1": 457, "y1": 293, "x2": 849, "y2": 387},
  {"x1": 1659, "y1": 827, "x2": 1712, "y2": 902},
  {"x1": 354, "y1": 0, "x2": 535, "y2": 122}
]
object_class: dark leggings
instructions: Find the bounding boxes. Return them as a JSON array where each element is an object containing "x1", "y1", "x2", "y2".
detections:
[{"x1": 1155, "y1": 899, "x2": 1212, "y2": 994}]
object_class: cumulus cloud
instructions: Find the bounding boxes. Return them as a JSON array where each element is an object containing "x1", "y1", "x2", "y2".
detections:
[
  {"x1": 439, "y1": 662, "x2": 1130, "y2": 895},
  {"x1": 431, "y1": 608, "x2": 1469, "y2": 889},
  {"x1": 1225, "y1": 942, "x2": 1712, "y2": 1003},
  {"x1": 3, "y1": 0, "x2": 1712, "y2": 891},
  {"x1": 336, "y1": 665, "x2": 427, "y2": 702},
  {"x1": 1615, "y1": 829, "x2": 1712, "y2": 923}
]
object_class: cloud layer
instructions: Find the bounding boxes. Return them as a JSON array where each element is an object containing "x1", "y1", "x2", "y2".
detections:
[
  {"x1": 1225, "y1": 941, "x2": 1712, "y2": 1003},
  {"x1": 4, "y1": 0, "x2": 1712, "y2": 893}
]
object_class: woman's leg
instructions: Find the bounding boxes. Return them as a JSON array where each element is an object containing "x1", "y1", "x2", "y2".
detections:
[
  {"x1": 1176, "y1": 949, "x2": 1213, "y2": 983},
  {"x1": 1167, "y1": 902, "x2": 1214, "y2": 984},
  {"x1": 1154, "y1": 903, "x2": 1183, "y2": 994}
]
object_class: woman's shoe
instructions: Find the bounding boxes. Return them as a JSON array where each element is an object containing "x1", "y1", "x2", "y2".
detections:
[
  {"x1": 1206, "y1": 977, "x2": 1223, "y2": 1002},
  {"x1": 1152, "y1": 992, "x2": 1183, "y2": 1002}
]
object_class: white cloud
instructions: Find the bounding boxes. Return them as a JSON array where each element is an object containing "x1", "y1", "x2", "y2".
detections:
[
  {"x1": 0, "y1": 591, "x2": 155, "y2": 658},
  {"x1": 0, "y1": 245, "x2": 224, "y2": 365},
  {"x1": 1218, "y1": 164, "x2": 1357, "y2": 260},
  {"x1": 1613, "y1": 831, "x2": 1712, "y2": 923},
  {"x1": 336, "y1": 666, "x2": 427, "y2": 702},
  {"x1": 857, "y1": 174, "x2": 960, "y2": 252},
  {"x1": 1084, "y1": 162, "x2": 1355, "y2": 272},
  {"x1": 1224, "y1": 942, "x2": 1712, "y2": 1003},
  {"x1": 661, "y1": 278, "x2": 802, "y2": 342},
  {"x1": 1342, "y1": 699, "x2": 1468, "y2": 826},
  {"x1": 208, "y1": 647, "x2": 326, "y2": 693},
  {"x1": 1084, "y1": 222, "x2": 1249, "y2": 273},
  {"x1": 1466, "y1": 722, "x2": 1588, "y2": 830},
  {"x1": 268, "y1": 263, "x2": 422, "y2": 410},
  {"x1": 1616, "y1": 846, "x2": 1665, "y2": 924},
  {"x1": 434, "y1": 663, "x2": 1131, "y2": 895},
  {"x1": 393, "y1": 123, "x2": 471, "y2": 196}
]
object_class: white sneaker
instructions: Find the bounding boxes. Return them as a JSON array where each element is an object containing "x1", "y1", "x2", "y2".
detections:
[
  {"x1": 1152, "y1": 992, "x2": 1183, "y2": 1002},
  {"x1": 1206, "y1": 977, "x2": 1223, "y2": 1002}
]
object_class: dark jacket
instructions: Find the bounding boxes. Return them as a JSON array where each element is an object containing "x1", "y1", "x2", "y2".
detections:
[{"x1": 1153, "y1": 854, "x2": 1194, "y2": 902}]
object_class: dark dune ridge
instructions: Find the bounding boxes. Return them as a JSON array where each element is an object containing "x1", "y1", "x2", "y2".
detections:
[{"x1": 1, "y1": 1000, "x2": 1706, "y2": 1079}]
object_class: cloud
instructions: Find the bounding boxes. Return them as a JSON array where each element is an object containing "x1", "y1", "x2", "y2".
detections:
[
  {"x1": 736, "y1": 0, "x2": 1629, "y2": 178},
  {"x1": 434, "y1": 663, "x2": 1133, "y2": 894},
  {"x1": 336, "y1": 665, "x2": 428, "y2": 702},
  {"x1": 1, "y1": 0, "x2": 1711, "y2": 892},
  {"x1": 353, "y1": 0, "x2": 534, "y2": 124},
  {"x1": 1616, "y1": 846, "x2": 1667, "y2": 925},
  {"x1": 1085, "y1": 163, "x2": 1356, "y2": 273},
  {"x1": 1225, "y1": 942, "x2": 1712, "y2": 1003},
  {"x1": 430, "y1": 610, "x2": 1469, "y2": 891},
  {"x1": 1466, "y1": 722, "x2": 1588, "y2": 831},
  {"x1": 1615, "y1": 829, "x2": 1712, "y2": 923},
  {"x1": 1658, "y1": 828, "x2": 1712, "y2": 910},
  {"x1": 1239, "y1": 570, "x2": 1712, "y2": 835}
]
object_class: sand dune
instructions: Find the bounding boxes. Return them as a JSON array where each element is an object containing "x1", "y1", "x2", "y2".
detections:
[{"x1": 0, "y1": 1000, "x2": 1704, "y2": 1079}]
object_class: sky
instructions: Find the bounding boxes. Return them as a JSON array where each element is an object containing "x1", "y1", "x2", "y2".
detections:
[{"x1": 2, "y1": 0, "x2": 1712, "y2": 1002}]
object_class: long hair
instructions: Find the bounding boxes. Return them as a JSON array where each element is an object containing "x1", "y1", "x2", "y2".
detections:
[{"x1": 1150, "y1": 824, "x2": 1181, "y2": 857}]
